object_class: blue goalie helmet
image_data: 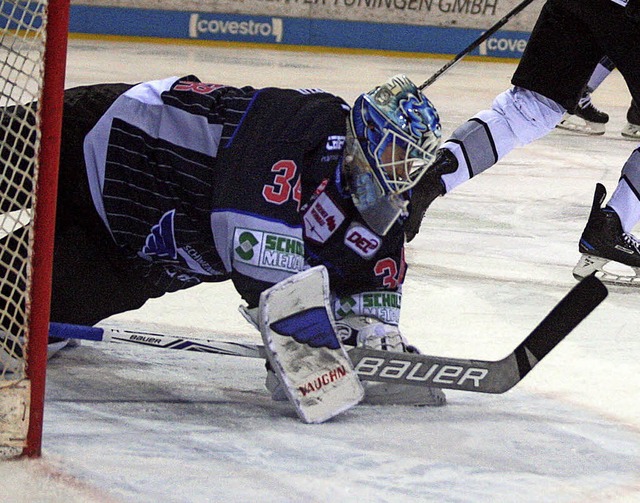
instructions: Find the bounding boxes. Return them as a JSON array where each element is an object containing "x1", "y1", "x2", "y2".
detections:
[{"x1": 345, "y1": 74, "x2": 441, "y2": 236}]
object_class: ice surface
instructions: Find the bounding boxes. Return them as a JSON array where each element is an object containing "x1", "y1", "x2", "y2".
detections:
[{"x1": 2, "y1": 40, "x2": 639, "y2": 502}]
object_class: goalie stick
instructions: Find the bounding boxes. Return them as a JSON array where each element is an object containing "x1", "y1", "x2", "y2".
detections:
[{"x1": 50, "y1": 273, "x2": 607, "y2": 394}]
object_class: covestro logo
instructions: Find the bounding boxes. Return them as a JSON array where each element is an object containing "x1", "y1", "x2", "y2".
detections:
[
  {"x1": 189, "y1": 15, "x2": 283, "y2": 42},
  {"x1": 479, "y1": 36, "x2": 528, "y2": 56}
]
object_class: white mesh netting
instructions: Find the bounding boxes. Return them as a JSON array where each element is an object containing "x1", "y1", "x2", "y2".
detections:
[{"x1": 0, "y1": 0, "x2": 47, "y2": 387}]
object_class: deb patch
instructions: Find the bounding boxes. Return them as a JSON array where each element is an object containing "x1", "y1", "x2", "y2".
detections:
[
  {"x1": 303, "y1": 192, "x2": 345, "y2": 244},
  {"x1": 344, "y1": 223, "x2": 381, "y2": 259}
]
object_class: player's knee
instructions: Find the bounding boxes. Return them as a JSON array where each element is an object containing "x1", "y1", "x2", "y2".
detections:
[
  {"x1": 621, "y1": 148, "x2": 640, "y2": 187},
  {"x1": 492, "y1": 86, "x2": 565, "y2": 145}
]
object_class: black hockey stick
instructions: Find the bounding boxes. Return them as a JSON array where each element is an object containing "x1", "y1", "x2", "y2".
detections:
[
  {"x1": 50, "y1": 274, "x2": 607, "y2": 394},
  {"x1": 419, "y1": 0, "x2": 538, "y2": 90},
  {"x1": 351, "y1": 274, "x2": 607, "y2": 393}
]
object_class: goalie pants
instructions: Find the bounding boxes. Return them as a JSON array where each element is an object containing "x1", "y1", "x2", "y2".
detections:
[{"x1": 1, "y1": 83, "x2": 172, "y2": 332}]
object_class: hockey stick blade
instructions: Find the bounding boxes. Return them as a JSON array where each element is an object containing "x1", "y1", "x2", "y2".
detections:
[
  {"x1": 350, "y1": 274, "x2": 607, "y2": 393},
  {"x1": 513, "y1": 273, "x2": 607, "y2": 380},
  {"x1": 50, "y1": 274, "x2": 606, "y2": 394}
]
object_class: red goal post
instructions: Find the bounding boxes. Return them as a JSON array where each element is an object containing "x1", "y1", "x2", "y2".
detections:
[{"x1": 0, "y1": 0, "x2": 69, "y2": 458}]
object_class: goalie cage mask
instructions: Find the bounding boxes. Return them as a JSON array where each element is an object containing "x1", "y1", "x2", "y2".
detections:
[{"x1": 345, "y1": 74, "x2": 441, "y2": 236}]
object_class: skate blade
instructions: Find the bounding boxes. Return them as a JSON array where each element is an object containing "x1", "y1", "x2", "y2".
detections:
[
  {"x1": 573, "y1": 254, "x2": 640, "y2": 286},
  {"x1": 557, "y1": 115, "x2": 605, "y2": 135},
  {"x1": 621, "y1": 123, "x2": 640, "y2": 140}
]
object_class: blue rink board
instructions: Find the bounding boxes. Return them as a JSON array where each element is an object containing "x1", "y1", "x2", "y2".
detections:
[{"x1": 68, "y1": 6, "x2": 530, "y2": 59}]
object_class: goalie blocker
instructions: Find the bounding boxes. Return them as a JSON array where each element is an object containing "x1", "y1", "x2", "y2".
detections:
[{"x1": 258, "y1": 266, "x2": 364, "y2": 423}]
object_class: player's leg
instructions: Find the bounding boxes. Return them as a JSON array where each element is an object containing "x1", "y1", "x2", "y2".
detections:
[
  {"x1": 50, "y1": 82, "x2": 164, "y2": 327},
  {"x1": 621, "y1": 100, "x2": 640, "y2": 139},
  {"x1": 49, "y1": 222, "x2": 167, "y2": 325},
  {"x1": 405, "y1": 1, "x2": 599, "y2": 241},
  {"x1": 575, "y1": 136, "x2": 640, "y2": 282},
  {"x1": 0, "y1": 103, "x2": 37, "y2": 213},
  {"x1": 572, "y1": 3, "x2": 640, "y2": 282},
  {"x1": 573, "y1": 175, "x2": 640, "y2": 283},
  {"x1": 557, "y1": 56, "x2": 615, "y2": 135},
  {"x1": 2, "y1": 82, "x2": 169, "y2": 372},
  {"x1": 0, "y1": 226, "x2": 29, "y2": 373},
  {"x1": 1, "y1": 101, "x2": 39, "y2": 372}
]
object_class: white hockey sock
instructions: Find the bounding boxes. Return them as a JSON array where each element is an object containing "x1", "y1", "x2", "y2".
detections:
[
  {"x1": 440, "y1": 88, "x2": 564, "y2": 193},
  {"x1": 607, "y1": 179, "x2": 640, "y2": 233},
  {"x1": 440, "y1": 143, "x2": 470, "y2": 192},
  {"x1": 587, "y1": 57, "x2": 615, "y2": 93}
]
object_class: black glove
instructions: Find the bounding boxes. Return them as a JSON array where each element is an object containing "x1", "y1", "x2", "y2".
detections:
[{"x1": 404, "y1": 149, "x2": 457, "y2": 242}]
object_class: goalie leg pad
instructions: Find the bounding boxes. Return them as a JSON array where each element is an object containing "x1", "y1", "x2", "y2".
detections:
[{"x1": 259, "y1": 266, "x2": 364, "y2": 423}]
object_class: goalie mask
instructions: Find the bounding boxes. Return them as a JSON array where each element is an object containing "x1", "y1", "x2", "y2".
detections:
[{"x1": 344, "y1": 74, "x2": 441, "y2": 236}]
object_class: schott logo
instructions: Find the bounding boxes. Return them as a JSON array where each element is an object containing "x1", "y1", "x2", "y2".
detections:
[{"x1": 189, "y1": 15, "x2": 283, "y2": 43}]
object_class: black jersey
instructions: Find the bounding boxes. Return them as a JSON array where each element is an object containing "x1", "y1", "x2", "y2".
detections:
[{"x1": 83, "y1": 76, "x2": 405, "y2": 324}]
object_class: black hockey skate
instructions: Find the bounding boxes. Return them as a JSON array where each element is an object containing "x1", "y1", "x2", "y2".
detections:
[
  {"x1": 405, "y1": 148, "x2": 458, "y2": 242},
  {"x1": 621, "y1": 100, "x2": 640, "y2": 140},
  {"x1": 557, "y1": 92, "x2": 609, "y2": 135},
  {"x1": 573, "y1": 183, "x2": 640, "y2": 285}
]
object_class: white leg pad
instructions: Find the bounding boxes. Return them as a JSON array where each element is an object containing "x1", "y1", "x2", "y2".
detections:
[{"x1": 259, "y1": 266, "x2": 364, "y2": 423}]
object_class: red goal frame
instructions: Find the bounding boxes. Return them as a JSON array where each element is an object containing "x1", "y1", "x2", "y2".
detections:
[{"x1": 23, "y1": 0, "x2": 70, "y2": 457}]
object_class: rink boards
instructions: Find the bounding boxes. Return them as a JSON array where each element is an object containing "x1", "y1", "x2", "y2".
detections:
[{"x1": 66, "y1": 4, "x2": 533, "y2": 60}]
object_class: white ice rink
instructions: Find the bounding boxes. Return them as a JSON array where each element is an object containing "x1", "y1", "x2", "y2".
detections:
[{"x1": 2, "y1": 38, "x2": 640, "y2": 502}]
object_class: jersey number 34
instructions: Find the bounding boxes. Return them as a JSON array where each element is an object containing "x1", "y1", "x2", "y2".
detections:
[{"x1": 262, "y1": 160, "x2": 302, "y2": 210}]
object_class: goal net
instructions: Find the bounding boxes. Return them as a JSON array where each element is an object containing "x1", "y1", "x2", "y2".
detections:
[{"x1": 0, "y1": 0, "x2": 68, "y2": 458}]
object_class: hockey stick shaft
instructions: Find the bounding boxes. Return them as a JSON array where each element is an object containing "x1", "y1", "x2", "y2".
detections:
[
  {"x1": 49, "y1": 322, "x2": 266, "y2": 359},
  {"x1": 513, "y1": 273, "x2": 608, "y2": 377},
  {"x1": 50, "y1": 274, "x2": 606, "y2": 394},
  {"x1": 350, "y1": 274, "x2": 607, "y2": 393},
  {"x1": 418, "y1": 0, "x2": 538, "y2": 90}
]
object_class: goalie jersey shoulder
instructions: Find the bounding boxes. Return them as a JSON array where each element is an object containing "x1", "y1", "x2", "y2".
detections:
[{"x1": 81, "y1": 76, "x2": 403, "y2": 302}]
